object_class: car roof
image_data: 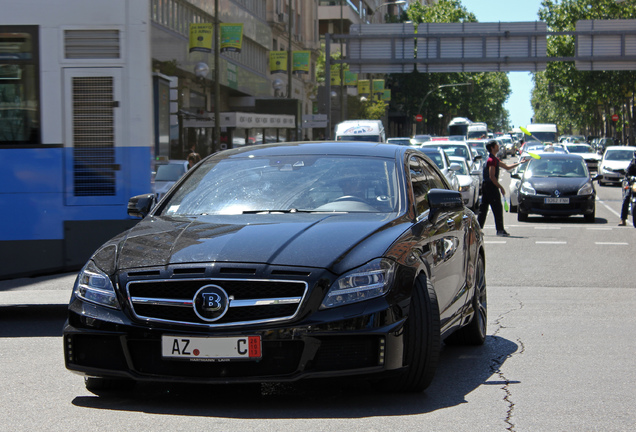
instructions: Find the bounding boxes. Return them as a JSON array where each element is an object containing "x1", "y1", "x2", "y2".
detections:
[{"x1": 213, "y1": 141, "x2": 411, "y2": 160}]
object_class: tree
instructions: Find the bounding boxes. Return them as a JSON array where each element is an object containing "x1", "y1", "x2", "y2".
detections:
[
  {"x1": 388, "y1": 0, "x2": 512, "y2": 134},
  {"x1": 533, "y1": 0, "x2": 636, "y2": 142}
]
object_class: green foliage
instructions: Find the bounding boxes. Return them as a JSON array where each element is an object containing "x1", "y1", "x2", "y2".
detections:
[
  {"x1": 388, "y1": 0, "x2": 510, "y2": 133},
  {"x1": 532, "y1": 0, "x2": 636, "y2": 135}
]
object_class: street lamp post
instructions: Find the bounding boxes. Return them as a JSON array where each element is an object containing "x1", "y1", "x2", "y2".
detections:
[{"x1": 372, "y1": 1, "x2": 406, "y2": 24}]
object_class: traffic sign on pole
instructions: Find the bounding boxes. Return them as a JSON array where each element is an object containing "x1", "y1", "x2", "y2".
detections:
[{"x1": 415, "y1": 114, "x2": 423, "y2": 122}]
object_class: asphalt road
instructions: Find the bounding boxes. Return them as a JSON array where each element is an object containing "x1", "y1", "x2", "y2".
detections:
[{"x1": 1, "y1": 160, "x2": 635, "y2": 431}]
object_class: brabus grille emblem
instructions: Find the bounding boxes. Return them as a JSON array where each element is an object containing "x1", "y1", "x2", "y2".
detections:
[
  {"x1": 554, "y1": 190, "x2": 561, "y2": 197},
  {"x1": 193, "y1": 285, "x2": 229, "y2": 322}
]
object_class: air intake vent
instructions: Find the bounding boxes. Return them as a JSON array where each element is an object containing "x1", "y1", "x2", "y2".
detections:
[
  {"x1": 64, "y1": 30, "x2": 120, "y2": 59},
  {"x1": 72, "y1": 76, "x2": 116, "y2": 197}
]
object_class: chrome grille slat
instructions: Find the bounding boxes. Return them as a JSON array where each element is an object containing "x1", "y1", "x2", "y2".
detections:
[{"x1": 125, "y1": 277, "x2": 308, "y2": 328}]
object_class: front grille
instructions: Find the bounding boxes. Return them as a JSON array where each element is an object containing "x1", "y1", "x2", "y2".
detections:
[
  {"x1": 126, "y1": 278, "x2": 308, "y2": 328},
  {"x1": 311, "y1": 336, "x2": 384, "y2": 371}
]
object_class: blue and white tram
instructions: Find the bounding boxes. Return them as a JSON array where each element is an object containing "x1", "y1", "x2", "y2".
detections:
[{"x1": 0, "y1": 0, "x2": 153, "y2": 279}]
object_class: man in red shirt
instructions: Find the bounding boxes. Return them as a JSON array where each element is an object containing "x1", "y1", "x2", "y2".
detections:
[{"x1": 477, "y1": 140, "x2": 525, "y2": 236}]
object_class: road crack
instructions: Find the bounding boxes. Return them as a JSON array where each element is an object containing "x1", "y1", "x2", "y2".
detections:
[{"x1": 489, "y1": 292, "x2": 524, "y2": 432}]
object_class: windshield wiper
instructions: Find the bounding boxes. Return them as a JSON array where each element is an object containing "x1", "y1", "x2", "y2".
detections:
[{"x1": 242, "y1": 209, "x2": 313, "y2": 214}]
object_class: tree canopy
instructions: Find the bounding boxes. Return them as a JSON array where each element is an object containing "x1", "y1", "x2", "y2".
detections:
[{"x1": 532, "y1": 0, "x2": 636, "y2": 140}]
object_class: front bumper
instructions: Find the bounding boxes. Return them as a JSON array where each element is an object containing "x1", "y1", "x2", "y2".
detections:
[
  {"x1": 518, "y1": 194, "x2": 595, "y2": 216},
  {"x1": 63, "y1": 296, "x2": 406, "y2": 384}
]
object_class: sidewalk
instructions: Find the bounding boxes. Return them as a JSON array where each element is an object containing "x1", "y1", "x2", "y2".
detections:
[{"x1": 0, "y1": 272, "x2": 77, "y2": 307}]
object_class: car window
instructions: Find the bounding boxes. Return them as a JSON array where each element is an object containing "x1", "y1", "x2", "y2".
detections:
[
  {"x1": 155, "y1": 164, "x2": 186, "y2": 181},
  {"x1": 409, "y1": 155, "x2": 447, "y2": 216},
  {"x1": 160, "y1": 155, "x2": 399, "y2": 215},
  {"x1": 527, "y1": 158, "x2": 587, "y2": 177},
  {"x1": 605, "y1": 149, "x2": 633, "y2": 161},
  {"x1": 419, "y1": 149, "x2": 444, "y2": 169}
]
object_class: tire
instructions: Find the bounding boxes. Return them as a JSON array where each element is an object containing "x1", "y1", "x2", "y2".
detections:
[
  {"x1": 518, "y1": 211, "x2": 528, "y2": 222},
  {"x1": 584, "y1": 207, "x2": 595, "y2": 223},
  {"x1": 632, "y1": 201, "x2": 636, "y2": 228},
  {"x1": 510, "y1": 204, "x2": 517, "y2": 213},
  {"x1": 390, "y1": 274, "x2": 441, "y2": 393},
  {"x1": 444, "y1": 253, "x2": 487, "y2": 346},
  {"x1": 84, "y1": 376, "x2": 135, "y2": 394}
]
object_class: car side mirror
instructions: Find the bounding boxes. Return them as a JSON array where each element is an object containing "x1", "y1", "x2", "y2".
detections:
[
  {"x1": 449, "y1": 162, "x2": 462, "y2": 172},
  {"x1": 591, "y1": 174, "x2": 601, "y2": 181},
  {"x1": 128, "y1": 193, "x2": 156, "y2": 219},
  {"x1": 511, "y1": 173, "x2": 521, "y2": 179},
  {"x1": 427, "y1": 188, "x2": 464, "y2": 223},
  {"x1": 473, "y1": 154, "x2": 482, "y2": 160}
]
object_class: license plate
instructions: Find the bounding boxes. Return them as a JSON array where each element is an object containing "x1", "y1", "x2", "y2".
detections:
[
  {"x1": 161, "y1": 335, "x2": 262, "y2": 360},
  {"x1": 545, "y1": 197, "x2": 569, "y2": 204}
]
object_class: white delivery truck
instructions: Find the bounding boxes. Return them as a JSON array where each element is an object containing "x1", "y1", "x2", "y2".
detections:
[
  {"x1": 467, "y1": 122, "x2": 488, "y2": 139},
  {"x1": 334, "y1": 120, "x2": 386, "y2": 142},
  {"x1": 525, "y1": 123, "x2": 558, "y2": 144}
]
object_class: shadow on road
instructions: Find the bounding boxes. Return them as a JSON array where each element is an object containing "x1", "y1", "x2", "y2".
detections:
[
  {"x1": 0, "y1": 305, "x2": 67, "y2": 337},
  {"x1": 70, "y1": 335, "x2": 518, "y2": 418}
]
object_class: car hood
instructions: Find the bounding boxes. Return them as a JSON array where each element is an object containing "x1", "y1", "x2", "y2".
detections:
[
  {"x1": 601, "y1": 160, "x2": 630, "y2": 170},
  {"x1": 102, "y1": 213, "x2": 408, "y2": 273},
  {"x1": 524, "y1": 176, "x2": 591, "y2": 195}
]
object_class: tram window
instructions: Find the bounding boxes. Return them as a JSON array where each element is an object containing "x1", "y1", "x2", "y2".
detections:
[{"x1": 0, "y1": 26, "x2": 40, "y2": 145}]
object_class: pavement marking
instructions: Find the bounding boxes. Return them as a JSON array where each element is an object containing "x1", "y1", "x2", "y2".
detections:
[
  {"x1": 596, "y1": 198, "x2": 621, "y2": 218},
  {"x1": 485, "y1": 241, "x2": 507, "y2": 244},
  {"x1": 534, "y1": 226, "x2": 561, "y2": 230},
  {"x1": 535, "y1": 241, "x2": 567, "y2": 244},
  {"x1": 587, "y1": 227, "x2": 613, "y2": 231},
  {"x1": 595, "y1": 242, "x2": 629, "y2": 245}
]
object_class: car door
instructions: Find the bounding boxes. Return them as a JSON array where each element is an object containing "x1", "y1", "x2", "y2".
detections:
[{"x1": 409, "y1": 154, "x2": 467, "y2": 329}]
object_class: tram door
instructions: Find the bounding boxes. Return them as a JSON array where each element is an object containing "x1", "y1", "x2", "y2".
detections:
[{"x1": 63, "y1": 68, "x2": 126, "y2": 206}]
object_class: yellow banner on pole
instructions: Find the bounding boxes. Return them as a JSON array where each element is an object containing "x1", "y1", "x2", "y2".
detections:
[
  {"x1": 358, "y1": 79, "x2": 370, "y2": 95},
  {"x1": 269, "y1": 51, "x2": 287, "y2": 74},
  {"x1": 189, "y1": 23, "x2": 213, "y2": 53}
]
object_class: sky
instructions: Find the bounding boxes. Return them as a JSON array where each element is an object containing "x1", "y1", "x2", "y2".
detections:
[{"x1": 459, "y1": 0, "x2": 544, "y2": 129}]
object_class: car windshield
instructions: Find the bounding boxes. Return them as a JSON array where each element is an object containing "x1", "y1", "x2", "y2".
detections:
[
  {"x1": 526, "y1": 158, "x2": 587, "y2": 178},
  {"x1": 336, "y1": 135, "x2": 381, "y2": 142},
  {"x1": 437, "y1": 145, "x2": 470, "y2": 159},
  {"x1": 411, "y1": 135, "x2": 431, "y2": 143},
  {"x1": 418, "y1": 149, "x2": 444, "y2": 169},
  {"x1": 155, "y1": 164, "x2": 186, "y2": 181},
  {"x1": 159, "y1": 155, "x2": 399, "y2": 215},
  {"x1": 566, "y1": 144, "x2": 594, "y2": 154},
  {"x1": 450, "y1": 159, "x2": 469, "y2": 175},
  {"x1": 605, "y1": 149, "x2": 633, "y2": 161},
  {"x1": 387, "y1": 138, "x2": 411, "y2": 146}
]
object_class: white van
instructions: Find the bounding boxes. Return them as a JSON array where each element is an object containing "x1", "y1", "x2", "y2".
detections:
[
  {"x1": 525, "y1": 123, "x2": 558, "y2": 144},
  {"x1": 467, "y1": 122, "x2": 488, "y2": 139},
  {"x1": 334, "y1": 120, "x2": 386, "y2": 143}
]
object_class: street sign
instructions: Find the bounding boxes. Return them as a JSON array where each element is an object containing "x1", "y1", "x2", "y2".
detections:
[
  {"x1": 612, "y1": 114, "x2": 619, "y2": 122},
  {"x1": 415, "y1": 114, "x2": 423, "y2": 122}
]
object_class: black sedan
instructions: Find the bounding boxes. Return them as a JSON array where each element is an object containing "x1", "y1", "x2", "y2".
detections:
[
  {"x1": 515, "y1": 153, "x2": 596, "y2": 222},
  {"x1": 64, "y1": 141, "x2": 487, "y2": 393}
]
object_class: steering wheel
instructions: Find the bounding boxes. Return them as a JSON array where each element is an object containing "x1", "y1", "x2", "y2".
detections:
[{"x1": 333, "y1": 195, "x2": 368, "y2": 203}]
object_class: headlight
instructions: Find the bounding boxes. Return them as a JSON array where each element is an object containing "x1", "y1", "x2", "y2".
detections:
[
  {"x1": 520, "y1": 181, "x2": 536, "y2": 196},
  {"x1": 578, "y1": 182, "x2": 594, "y2": 195},
  {"x1": 459, "y1": 185, "x2": 470, "y2": 192},
  {"x1": 321, "y1": 258, "x2": 395, "y2": 309},
  {"x1": 601, "y1": 166, "x2": 610, "y2": 174},
  {"x1": 75, "y1": 261, "x2": 120, "y2": 309}
]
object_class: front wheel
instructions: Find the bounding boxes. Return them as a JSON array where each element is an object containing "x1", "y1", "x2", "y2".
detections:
[
  {"x1": 389, "y1": 275, "x2": 441, "y2": 393},
  {"x1": 518, "y1": 211, "x2": 528, "y2": 222},
  {"x1": 632, "y1": 200, "x2": 636, "y2": 228}
]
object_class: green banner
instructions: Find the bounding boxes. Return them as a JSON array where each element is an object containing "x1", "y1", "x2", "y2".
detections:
[
  {"x1": 344, "y1": 71, "x2": 358, "y2": 87},
  {"x1": 220, "y1": 23, "x2": 243, "y2": 53},
  {"x1": 269, "y1": 51, "x2": 288, "y2": 74},
  {"x1": 373, "y1": 79, "x2": 385, "y2": 94},
  {"x1": 293, "y1": 51, "x2": 310, "y2": 74},
  {"x1": 189, "y1": 23, "x2": 213, "y2": 53},
  {"x1": 381, "y1": 89, "x2": 391, "y2": 101}
]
